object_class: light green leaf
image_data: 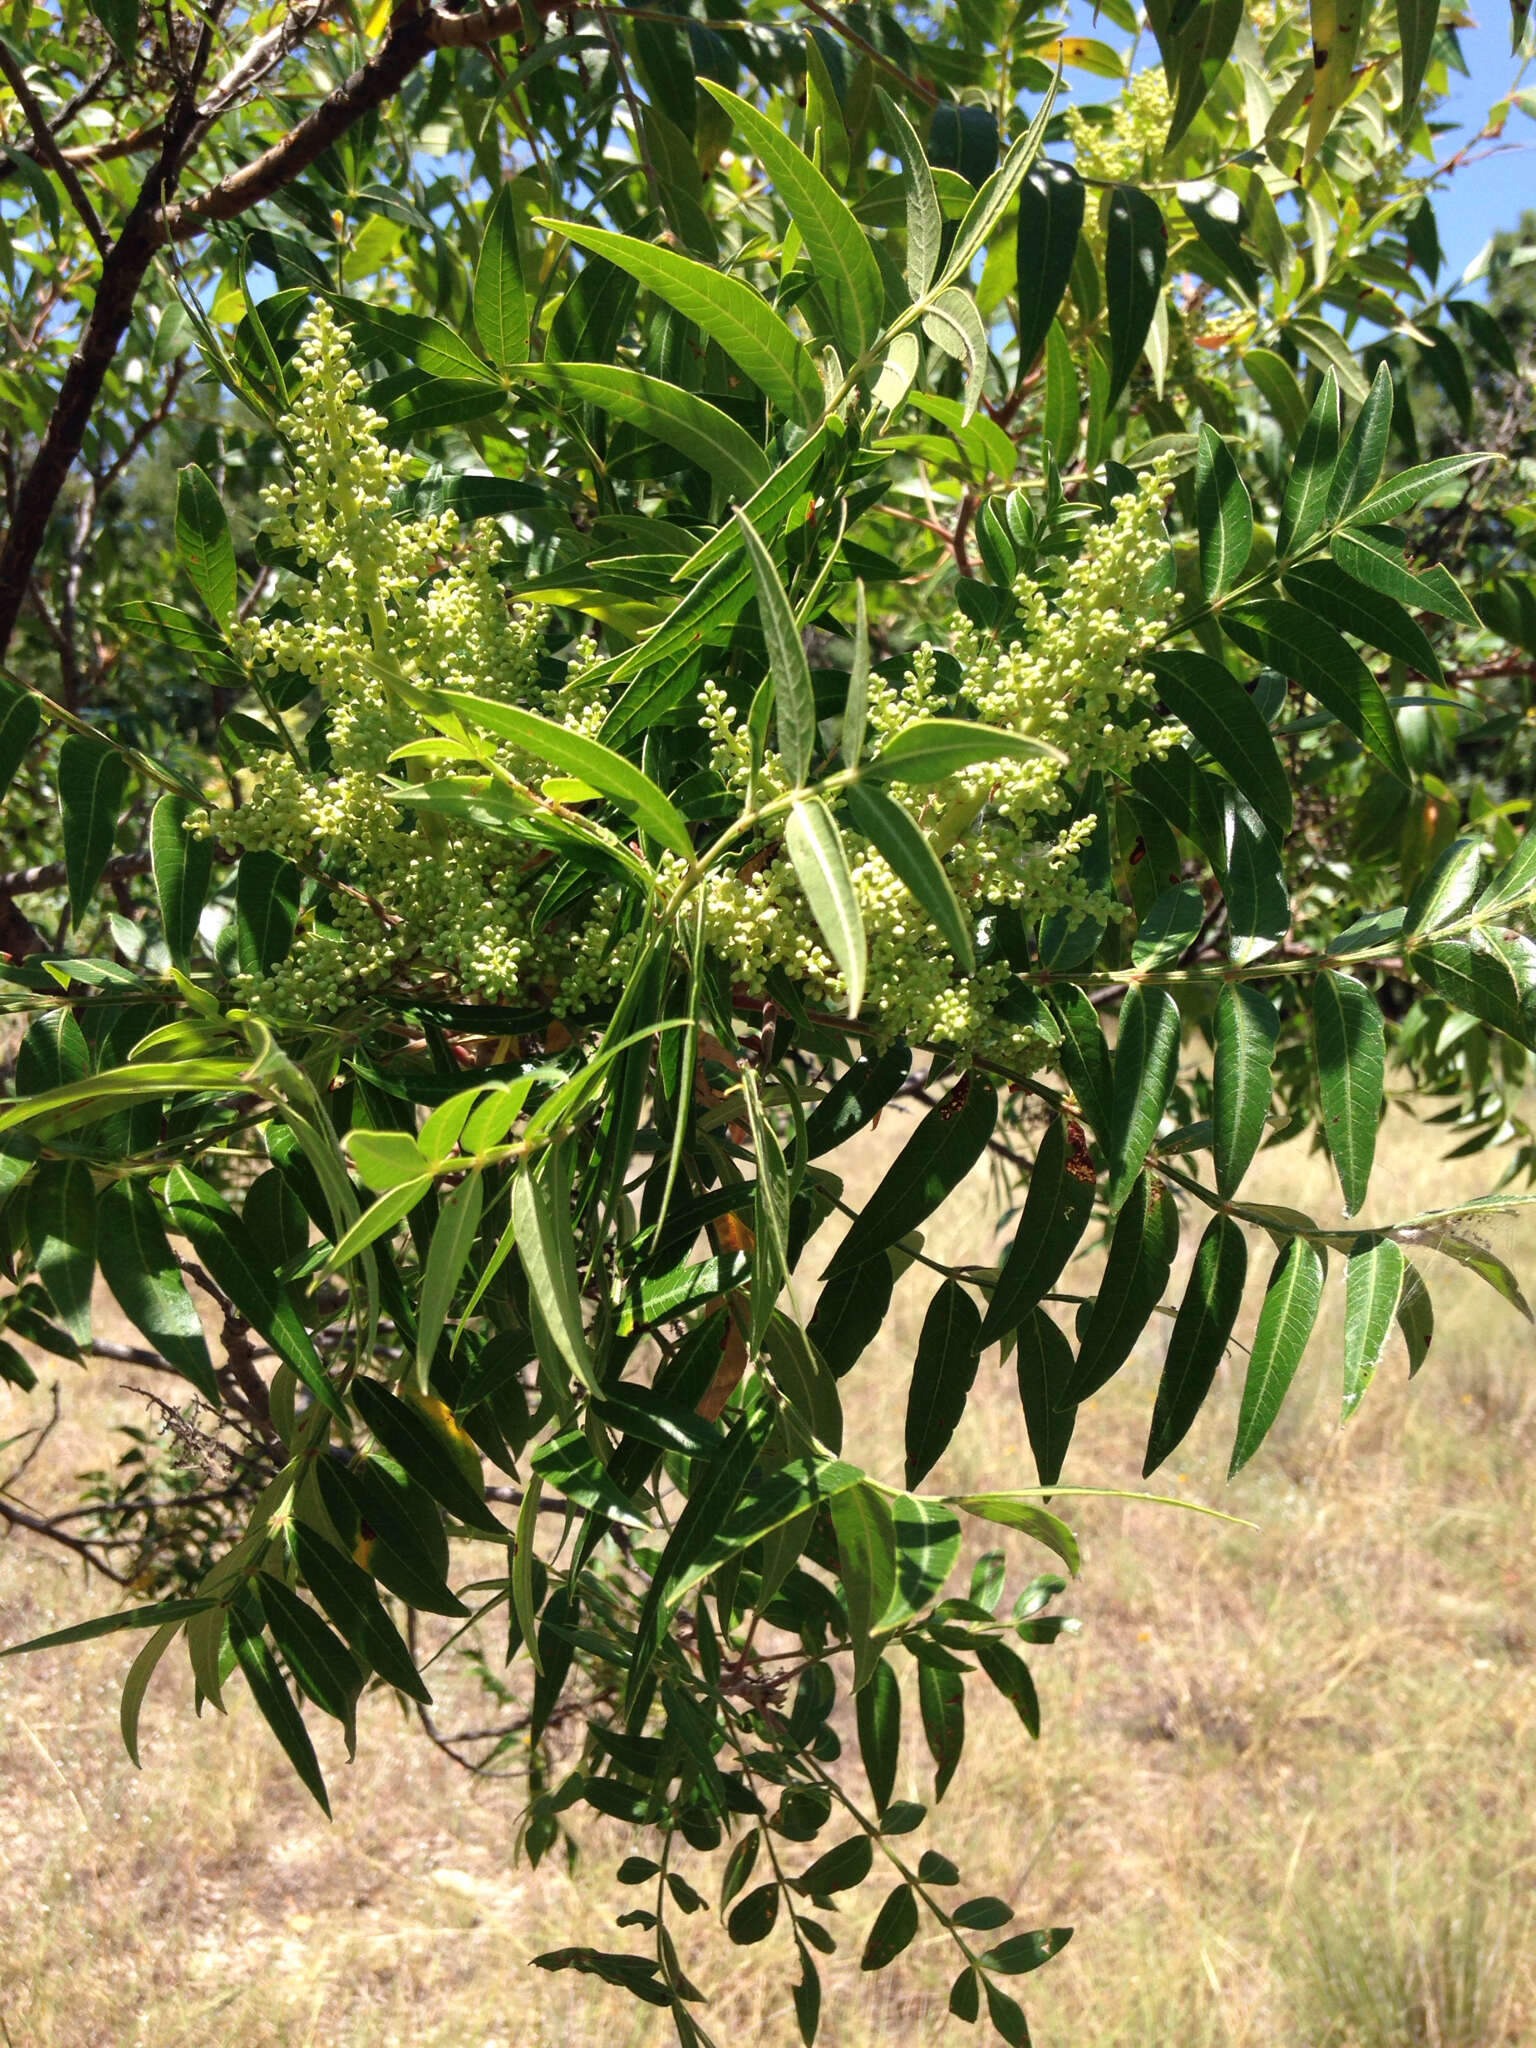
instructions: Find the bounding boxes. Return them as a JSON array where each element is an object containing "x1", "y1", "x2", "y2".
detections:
[
  {"x1": 1229, "y1": 1236, "x2": 1325, "y2": 1476},
  {"x1": 842, "y1": 780, "x2": 973, "y2": 971},
  {"x1": 702, "y1": 82, "x2": 883, "y2": 360},
  {"x1": 786, "y1": 797, "x2": 867, "y2": 1018},
  {"x1": 415, "y1": 1169, "x2": 484, "y2": 1387},
  {"x1": 536, "y1": 219, "x2": 824, "y2": 426},
  {"x1": 1342, "y1": 1236, "x2": 1404, "y2": 1421},
  {"x1": 734, "y1": 507, "x2": 816, "y2": 788},
  {"x1": 522, "y1": 363, "x2": 768, "y2": 501},
  {"x1": 843, "y1": 579, "x2": 872, "y2": 767},
  {"x1": 1330, "y1": 525, "x2": 1481, "y2": 627},
  {"x1": 865, "y1": 717, "x2": 1062, "y2": 784},
  {"x1": 1313, "y1": 970, "x2": 1385, "y2": 1216},
  {"x1": 941, "y1": 84, "x2": 1056, "y2": 286},
  {"x1": 921, "y1": 286, "x2": 989, "y2": 421},
  {"x1": 1326, "y1": 362, "x2": 1395, "y2": 523},
  {"x1": 1405, "y1": 837, "x2": 1484, "y2": 936},
  {"x1": 950, "y1": 1493, "x2": 1080, "y2": 1573}
]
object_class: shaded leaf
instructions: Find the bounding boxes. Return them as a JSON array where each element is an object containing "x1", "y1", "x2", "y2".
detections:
[
  {"x1": 1144, "y1": 1214, "x2": 1247, "y2": 1475},
  {"x1": 1229, "y1": 1236, "x2": 1325, "y2": 1476}
]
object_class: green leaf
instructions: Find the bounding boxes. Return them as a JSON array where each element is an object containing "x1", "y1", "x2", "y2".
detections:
[
  {"x1": 97, "y1": 1182, "x2": 219, "y2": 1404},
  {"x1": 473, "y1": 184, "x2": 529, "y2": 368},
  {"x1": 979, "y1": 1115, "x2": 1095, "y2": 1348},
  {"x1": 119, "y1": 1618, "x2": 180, "y2": 1770},
  {"x1": 1107, "y1": 984, "x2": 1182, "y2": 1212},
  {"x1": 1313, "y1": 970, "x2": 1386, "y2": 1216},
  {"x1": 174, "y1": 465, "x2": 236, "y2": 626},
  {"x1": 537, "y1": 219, "x2": 824, "y2": 426},
  {"x1": 904, "y1": 1279, "x2": 983, "y2": 1487},
  {"x1": 336, "y1": 1456, "x2": 465, "y2": 1617},
  {"x1": 1327, "y1": 362, "x2": 1395, "y2": 524},
  {"x1": 3, "y1": 1596, "x2": 215, "y2": 1658},
  {"x1": 0, "y1": 675, "x2": 42, "y2": 801},
  {"x1": 856, "y1": 1655, "x2": 901, "y2": 1810},
  {"x1": 164, "y1": 1165, "x2": 344, "y2": 1419},
  {"x1": 289, "y1": 1520, "x2": 430, "y2": 1703},
  {"x1": 530, "y1": 1428, "x2": 647, "y2": 1528},
  {"x1": 843, "y1": 780, "x2": 974, "y2": 971},
  {"x1": 414, "y1": 1169, "x2": 484, "y2": 1387},
  {"x1": 805, "y1": 1041, "x2": 912, "y2": 1159},
  {"x1": 1342, "y1": 1236, "x2": 1405, "y2": 1421},
  {"x1": 1396, "y1": 1260, "x2": 1434, "y2": 1376},
  {"x1": 350, "y1": 1376, "x2": 502, "y2": 1535},
  {"x1": 1213, "y1": 983, "x2": 1280, "y2": 1199},
  {"x1": 1245, "y1": 347, "x2": 1309, "y2": 445},
  {"x1": 523, "y1": 364, "x2": 767, "y2": 501},
  {"x1": 921, "y1": 285, "x2": 990, "y2": 422},
  {"x1": 1277, "y1": 370, "x2": 1341, "y2": 557},
  {"x1": 1283, "y1": 561, "x2": 1444, "y2": 686},
  {"x1": 425, "y1": 690, "x2": 692, "y2": 856},
  {"x1": 1047, "y1": 988, "x2": 1113, "y2": 1147},
  {"x1": 1330, "y1": 526, "x2": 1481, "y2": 627},
  {"x1": 1063, "y1": 1173, "x2": 1180, "y2": 1405},
  {"x1": 1015, "y1": 161, "x2": 1084, "y2": 372},
  {"x1": 735, "y1": 508, "x2": 816, "y2": 787},
  {"x1": 628, "y1": 1408, "x2": 770, "y2": 1706},
  {"x1": 1134, "y1": 883, "x2": 1206, "y2": 969},
  {"x1": 1405, "y1": 837, "x2": 1484, "y2": 937},
  {"x1": 950, "y1": 1968, "x2": 981, "y2": 2022},
  {"x1": 1229, "y1": 1236, "x2": 1325, "y2": 1476},
  {"x1": 335, "y1": 297, "x2": 499, "y2": 386},
  {"x1": 797, "y1": 1833, "x2": 874, "y2": 1895},
  {"x1": 831, "y1": 1482, "x2": 898, "y2": 1692},
  {"x1": 1223, "y1": 600, "x2": 1409, "y2": 784},
  {"x1": 1476, "y1": 831, "x2": 1536, "y2": 918},
  {"x1": 825, "y1": 1078, "x2": 997, "y2": 1281},
  {"x1": 1194, "y1": 425, "x2": 1254, "y2": 600},
  {"x1": 235, "y1": 851, "x2": 302, "y2": 979},
  {"x1": 1396, "y1": 0, "x2": 1440, "y2": 127},
  {"x1": 1143, "y1": 1214, "x2": 1247, "y2": 1475},
  {"x1": 883, "y1": 1492, "x2": 963, "y2": 1628},
  {"x1": 951, "y1": 1493, "x2": 1079, "y2": 1573},
  {"x1": 1346, "y1": 454, "x2": 1491, "y2": 527},
  {"x1": 150, "y1": 796, "x2": 214, "y2": 974},
  {"x1": 87, "y1": 0, "x2": 137, "y2": 64},
  {"x1": 861, "y1": 1885, "x2": 920, "y2": 1971},
  {"x1": 786, "y1": 797, "x2": 867, "y2": 1019},
  {"x1": 26, "y1": 1156, "x2": 97, "y2": 1349},
  {"x1": 227, "y1": 1607, "x2": 331, "y2": 1816},
  {"x1": 1013, "y1": 1306, "x2": 1077, "y2": 1489},
  {"x1": 985, "y1": 1928, "x2": 1073, "y2": 1975},
  {"x1": 864, "y1": 717, "x2": 1062, "y2": 784},
  {"x1": 727, "y1": 1883, "x2": 779, "y2": 1946},
  {"x1": 983, "y1": 1978, "x2": 1030, "y2": 2044},
  {"x1": 703, "y1": 82, "x2": 883, "y2": 360},
  {"x1": 877, "y1": 91, "x2": 942, "y2": 299},
  {"x1": 1104, "y1": 185, "x2": 1166, "y2": 408},
  {"x1": 57, "y1": 732, "x2": 129, "y2": 926},
  {"x1": 918, "y1": 1658, "x2": 966, "y2": 1800},
  {"x1": 976, "y1": 1636, "x2": 1040, "y2": 1739},
  {"x1": 942, "y1": 87, "x2": 1056, "y2": 286},
  {"x1": 255, "y1": 1574, "x2": 363, "y2": 1727},
  {"x1": 512, "y1": 1146, "x2": 593, "y2": 1396},
  {"x1": 842, "y1": 579, "x2": 872, "y2": 767}
]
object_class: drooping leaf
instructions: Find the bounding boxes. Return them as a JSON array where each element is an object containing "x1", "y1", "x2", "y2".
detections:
[
  {"x1": 979, "y1": 1115, "x2": 1095, "y2": 1348},
  {"x1": 97, "y1": 1181, "x2": 219, "y2": 1404},
  {"x1": 842, "y1": 780, "x2": 974, "y2": 972},
  {"x1": 856, "y1": 1655, "x2": 901, "y2": 1810},
  {"x1": 351, "y1": 1376, "x2": 502, "y2": 1534},
  {"x1": 1104, "y1": 185, "x2": 1166, "y2": 407},
  {"x1": 511, "y1": 1147, "x2": 594, "y2": 1396},
  {"x1": 1062, "y1": 1173, "x2": 1180, "y2": 1405},
  {"x1": 0, "y1": 676, "x2": 42, "y2": 801},
  {"x1": 1107, "y1": 984, "x2": 1182, "y2": 1211},
  {"x1": 57, "y1": 732, "x2": 129, "y2": 926},
  {"x1": 1015, "y1": 161, "x2": 1084, "y2": 372},
  {"x1": 860, "y1": 1885, "x2": 920, "y2": 1971},
  {"x1": 975, "y1": 1636, "x2": 1040, "y2": 1738},
  {"x1": 786, "y1": 797, "x2": 867, "y2": 1018},
  {"x1": 1014, "y1": 1307, "x2": 1077, "y2": 1489},
  {"x1": 1228, "y1": 1236, "x2": 1324, "y2": 1481},
  {"x1": 1213, "y1": 983, "x2": 1280, "y2": 1199},
  {"x1": 414, "y1": 1169, "x2": 484, "y2": 1387},
  {"x1": 1283, "y1": 561, "x2": 1444, "y2": 686},
  {"x1": 904, "y1": 1279, "x2": 983, "y2": 1487},
  {"x1": 227, "y1": 1607, "x2": 331, "y2": 1817},
  {"x1": 1143, "y1": 1214, "x2": 1248, "y2": 1475},
  {"x1": 26, "y1": 1157, "x2": 96, "y2": 1347},
  {"x1": 1312, "y1": 970, "x2": 1386, "y2": 1216},
  {"x1": 1342, "y1": 1236, "x2": 1405, "y2": 1421},
  {"x1": 289, "y1": 1520, "x2": 431, "y2": 1703},
  {"x1": 829, "y1": 1481, "x2": 897, "y2": 1690},
  {"x1": 917, "y1": 1659, "x2": 965, "y2": 1801},
  {"x1": 824, "y1": 1078, "x2": 997, "y2": 1281}
]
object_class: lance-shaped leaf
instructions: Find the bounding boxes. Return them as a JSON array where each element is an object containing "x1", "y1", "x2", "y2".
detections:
[
  {"x1": 1313, "y1": 970, "x2": 1385, "y2": 1216},
  {"x1": 702, "y1": 82, "x2": 882, "y2": 361},
  {"x1": 58, "y1": 732, "x2": 129, "y2": 926},
  {"x1": 26, "y1": 1157, "x2": 96, "y2": 1347},
  {"x1": 805, "y1": 1040, "x2": 912, "y2": 1159},
  {"x1": 856, "y1": 1655, "x2": 901, "y2": 1810},
  {"x1": 1396, "y1": 0, "x2": 1440, "y2": 129},
  {"x1": 1062, "y1": 1173, "x2": 1180, "y2": 1406},
  {"x1": 1105, "y1": 185, "x2": 1166, "y2": 407},
  {"x1": 786, "y1": 797, "x2": 867, "y2": 1019},
  {"x1": 831, "y1": 1481, "x2": 897, "y2": 1692},
  {"x1": 843, "y1": 780, "x2": 973, "y2": 971},
  {"x1": 1405, "y1": 836, "x2": 1484, "y2": 937},
  {"x1": 256, "y1": 1574, "x2": 363, "y2": 1729},
  {"x1": 1014, "y1": 1307, "x2": 1077, "y2": 1489},
  {"x1": 97, "y1": 1181, "x2": 219, "y2": 1404},
  {"x1": 1107, "y1": 984, "x2": 1182, "y2": 1211},
  {"x1": 979, "y1": 1114, "x2": 1095, "y2": 1348},
  {"x1": 289, "y1": 1520, "x2": 431, "y2": 1703},
  {"x1": 425, "y1": 690, "x2": 692, "y2": 855},
  {"x1": 165, "y1": 1164, "x2": 343, "y2": 1419},
  {"x1": 511, "y1": 1146, "x2": 593, "y2": 1395},
  {"x1": 119, "y1": 1618, "x2": 182, "y2": 1770},
  {"x1": 1346, "y1": 453, "x2": 1490, "y2": 527},
  {"x1": 1327, "y1": 362, "x2": 1395, "y2": 522},
  {"x1": 1015, "y1": 161, "x2": 1084, "y2": 371},
  {"x1": 351, "y1": 1376, "x2": 502, "y2": 1534},
  {"x1": 1283, "y1": 561, "x2": 1444, "y2": 685},
  {"x1": 1229, "y1": 1236, "x2": 1325, "y2": 1475},
  {"x1": 1223, "y1": 600, "x2": 1409, "y2": 784},
  {"x1": 227, "y1": 1608, "x2": 331, "y2": 1817},
  {"x1": 235, "y1": 851, "x2": 302, "y2": 979},
  {"x1": 1396, "y1": 1259, "x2": 1434, "y2": 1376},
  {"x1": 150, "y1": 795, "x2": 214, "y2": 973},
  {"x1": 877, "y1": 91, "x2": 942, "y2": 299},
  {"x1": 843, "y1": 579, "x2": 872, "y2": 767},
  {"x1": 1194, "y1": 424, "x2": 1254, "y2": 600},
  {"x1": 1342, "y1": 1236, "x2": 1404, "y2": 1421},
  {"x1": 0, "y1": 676, "x2": 41, "y2": 801},
  {"x1": 1277, "y1": 370, "x2": 1341, "y2": 557},
  {"x1": 335, "y1": 297, "x2": 499, "y2": 385},
  {"x1": 904, "y1": 1279, "x2": 983, "y2": 1487},
  {"x1": 1305, "y1": 0, "x2": 1368, "y2": 162},
  {"x1": 883, "y1": 1492, "x2": 963, "y2": 1629},
  {"x1": 535, "y1": 219, "x2": 824, "y2": 425},
  {"x1": 941, "y1": 85, "x2": 1056, "y2": 285},
  {"x1": 175, "y1": 464, "x2": 237, "y2": 625},
  {"x1": 735, "y1": 507, "x2": 816, "y2": 788},
  {"x1": 523, "y1": 363, "x2": 767, "y2": 501},
  {"x1": 473, "y1": 184, "x2": 530, "y2": 368},
  {"x1": 1143, "y1": 1214, "x2": 1248, "y2": 1475},
  {"x1": 1330, "y1": 525, "x2": 1480, "y2": 627},
  {"x1": 1048, "y1": 987, "x2": 1114, "y2": 1148},
  {"x1": 3, "y1": 1596, "x2": 216, "y2": 1658},
  {"x1": 414, "y1": 1168, "x2": 484, "y2": 1387},
  {"x1": 950, "y1": 1492, "x2": 1079, "y2": 1573},
  {"x1": 918, "y1": 1658, "x2": 966, "y2": 1800},
  {"x1": 922, "y1": 285, "x2": 989, "y2": 421},
  {"x1": 865, "y1": 717, "x2": 1062, "y2": 784},
  {"x1": 1213, "y1": 983, "x2": 1280, "y2": 1198},
  {"x1": 825, "y1": 1078, "x2": 997, "y2": 1281}
]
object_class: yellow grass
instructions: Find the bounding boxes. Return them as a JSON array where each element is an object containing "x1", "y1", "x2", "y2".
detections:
[{"x1": 2, "y1": 1107, "x2": 1534, "y2": 2047}]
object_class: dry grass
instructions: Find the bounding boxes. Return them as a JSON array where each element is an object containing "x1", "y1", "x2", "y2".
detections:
[{"x1": 3, "y1": 1108, "x2": 1535, "y2": 2047}]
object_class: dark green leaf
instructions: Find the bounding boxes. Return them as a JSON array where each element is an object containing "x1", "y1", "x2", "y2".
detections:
[
  {"x1": 289, "y1": 1520, "x2": 430, "y2": 1703},
  {"x1": 1396, "y1": 0, "x2": 1440, "y2": 127},
  {"x1": 1046, "y1": 989, "x2": 1113, "y2": 1149},
  {"x1": 985, "y1": 1927, "x2": 1072, "y2": 1974},
  {"x1": 227, "y1": 1607, "x2": 331, "y2": 1817},
  {"x1": 980, "y1": 1116, "x2": 1095, "y2": 1349},
  {"x1": 1330, "y1": 526, "x2": 1481, "y2": 627},
  {"x1": 918, "y1": 1658, "x2": 965, "y2": 1800},
  {"x1": 150, "y1": 795, "x2": 214, "y2": 973},
  {"x1": 1105, "y1": 186, "x2": 1166, "y2": 407},
  {"x1": 1013, "y1": 1307, "x2": 1077, "y2": 1491},
  {"x1": 1405, "y1": 837, "x2": 1484, "y2": 937},
  {"x1": 1015, "y1": 162, "x2": 1084, "y2": 372},
  {"x1": 26, "y1": 1157, "x2": 96, "y2": 1346},
  {"x1": 87, "y1": 0, "x2": 137, "y2": 63},
  {"x1": 525, "y1": 363, "x2": 767, "y2": 501},
  {"x1": 1313, "y1": 970, "x2": 1385, "y2": 1216},
  {"x1": 1342, "y1": 1236, "x2": 1404, "y2": 1421},
  {"x1": 1195, "y1": 424, "x2": 1254, "y2": 599},
  {"x1": 255, "y1": 1574, "x2": 362, "y2": 1726},
  {"x1": 856, "y1": 1655, "x2": 901, "y2": 1811},
  {"x1": 336, "y1": 297, "x2": 498, "y2": 386},
  {"x1": 1224, "y1": 600, "x2": 1409, "y2": 784},
  {"x1": 1148, "y1": 652, "x2": 1291, "y2": 838},
  {"x1": 3, "y1": 1596, "x2": 215, "y2": 1658},
  {"x1": 796, "y1": 1834, "x2": 874, "y2": 1895},
  {"x1": 976, "y1": 1637, "x2": 1040, "y2": 1738},
  {"x1": 1283, "y1": 561, "x2": 1443, "y2": 686},
  {"x1": 861, "y1": 1884, "x2": 919, "y2": 1971},
  {"x1": 1348, "y1": 454, "x2": 1489, "y2": 527},
  {"x1": 1277, "y1": 370, "x2": 1340, "y2": 557},
  {"x1": 235, "y1": 851, "x2": 302, "y2": 979},
  {"x1": 1326, "y1": 362, "x2": 1395, "y2": 523},
  {"x1": 843, "y1": 781, "x2": 974, "y2": 972},
  {"x1": 350, "y1": 1377, "x2": 501, "y2": 1534},
  {"x1": 1143, "y1": 1214, "x2": 1247, "y2": 1474},
  {"x1": 830, "y1": 1481, "x2": 896, "y2": 1691},
  {"x1": 825, "y1": 1079, "x2": 997, "y2": 1281},
  {"x1": 97, "y1": 1181, "x2": 219, "y2": 1404},
  {"x1": 1213, "y1": 983, "x2": 1280, "y2": 1199},
  {"x1": 904, "y1": 1279, "x2": 983, "y2": 1487},
  {"x1": 727, "y1": 1882, "x2": 780, "y2": 1946},
  {"x1": 1063, "y1": 1173, "x2": 1180, "y2": 1405},
  {"x1": 1107, "y1": 984, "x2": 1181, "y2": 1211},
  {"x1": 0, "y1": 676, "x2": 41, "y2": 801},
  {"x1": 805, "y1": 1042, "x2": 912, "y2": 1159},
  {"x1": 1229, "y1": 1235, "x2": 1325, "y2": 1476},
  {"x1": 58, "y1": 732, "x2": 129, "y2": 926},
  {"x1": 175, "y1": 465, "x2": 236, "y2": 625}
]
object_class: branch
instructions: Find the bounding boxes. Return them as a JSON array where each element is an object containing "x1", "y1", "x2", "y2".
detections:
[
  {"x1": 0, "y1": 41, "x2": 109, "y2": 254},
  {"x1": 0, "y1": 849, "x2": 152, "y2": 897},
  {"x1": 0, "y1": 1494, "x2": 133, "y2": 1584}
]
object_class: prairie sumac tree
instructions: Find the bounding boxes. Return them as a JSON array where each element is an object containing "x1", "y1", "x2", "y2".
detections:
[{"x1": 2, "y1": 0, "x2": 1534, "y2": 2037}]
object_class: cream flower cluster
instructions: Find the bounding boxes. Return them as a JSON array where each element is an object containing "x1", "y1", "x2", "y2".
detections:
[
  {"x1": 228, "y1": 313, "x2": 1181, "y2": 1064},
  {"x1": 1066, "y1": 67, "x2": 1175, "y2": 190}
]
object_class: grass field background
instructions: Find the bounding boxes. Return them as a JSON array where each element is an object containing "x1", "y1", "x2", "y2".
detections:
[{"x1": 2, "y1": 1106, "x2": 1534, "y2": 2048}]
